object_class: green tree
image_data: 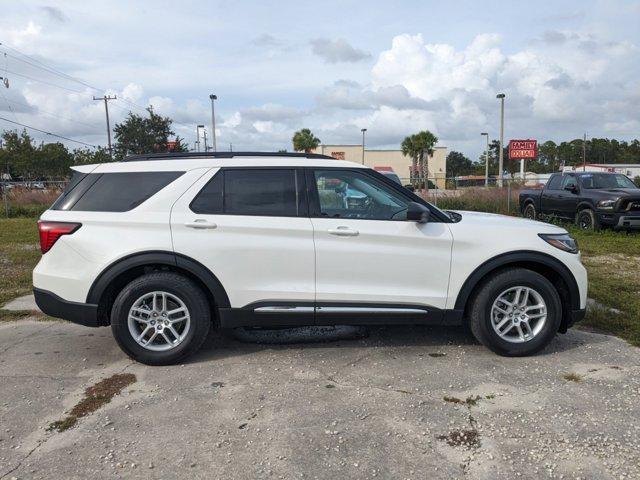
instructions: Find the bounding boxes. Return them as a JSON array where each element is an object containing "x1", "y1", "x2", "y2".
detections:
[
  {"x1": 401, "y1": 130, "x2": 438, "y2": 190},
  {"x1": 292, "y1": 128, "x2": 320, "y2": 153},
  {"x1": 1, "y1": 129, "x2": 38, "y2": 179},
  {"x1": 113, "y1": 107, "x2": 187, "y2": 159},
  {"x1": 446, "y1": 151, "x2": 473, "y2": 179},
  {"x1": 39, "y1": 142, "x2": 73, "y2": 179}
]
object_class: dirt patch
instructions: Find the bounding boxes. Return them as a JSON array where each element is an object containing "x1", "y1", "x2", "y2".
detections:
[
  {"x1": 428, "y1": 352, "x2": 446, "y2": 358},
  {"x1": 437, "y1": 428, "x2": 480, "y2": 449},
  {"x1": 444, "y1": 395, "x2": 482, "y2": 407},
  {"x1": 562, "y1": 372, "x2": 583, "y2": 382},
  {"x1": 48, "y1": 373, "x2": 136, "y2": 432}
]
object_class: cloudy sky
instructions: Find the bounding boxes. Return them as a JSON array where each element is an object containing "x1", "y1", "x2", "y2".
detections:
[{"x1": 0, "y1": 0, "x2": 638, "y2": 160}]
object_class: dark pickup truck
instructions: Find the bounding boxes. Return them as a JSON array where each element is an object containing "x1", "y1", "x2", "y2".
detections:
[{"x1": 519, "y1": 172, "x2": 640, "y2": 230}]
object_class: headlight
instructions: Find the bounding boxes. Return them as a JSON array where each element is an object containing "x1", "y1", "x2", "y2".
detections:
[
  {"x1": 596, "y1": 199, "x2": 616, "y2": 210},
  {"x1": 539, "y1": 233, "x2": 579, "y2": 254}
]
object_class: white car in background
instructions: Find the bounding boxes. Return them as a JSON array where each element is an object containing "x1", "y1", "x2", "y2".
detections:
[{"x1": 33, "y1": 152, "x2": 587, "y2": 365}]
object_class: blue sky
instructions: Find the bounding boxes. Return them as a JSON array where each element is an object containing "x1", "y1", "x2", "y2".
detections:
[{"x1": 0, "y1": 0, "x2": 638, "y2": 160}]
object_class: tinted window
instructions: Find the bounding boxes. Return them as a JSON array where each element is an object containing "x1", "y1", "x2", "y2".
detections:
[
  {"x1": 225, "y1": 169, "x2": 297, "y2": 216},
  {"x1": 579, "y1": 173, "x2": 637, "y2": 189},
  {"x1": 59, "y1": 171, "x2": 183, "y2": 212},
  {"x1": 51, "y1": 170, "x2": 89, "y2": 210},
  {"x1": 190, "y1": 172, "x2": 223, "y2": 214},
  {"x1": 314, "y1": 169, "x2": 409, "y2": 220},
  {"x1": 191, "y1": 169, "x2": 298, "y2": 216},
  {"x1": 546, "y1": 175, "x2": 562, "y2": 190},
  {"x1": 561, "y1": 175, "x2": 577, "y2": 190}
]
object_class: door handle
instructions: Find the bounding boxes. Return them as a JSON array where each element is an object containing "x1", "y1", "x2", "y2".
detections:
[
  {"x1": 328, "y1": 226, "x2": 359, "y2": 237},
  {"x1": 185, "y1": 219, "x2": 217, "y2": 229}
]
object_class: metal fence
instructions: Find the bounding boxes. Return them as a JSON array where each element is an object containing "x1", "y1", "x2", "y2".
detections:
[{"x1": 1, "y1": 181, "x2": 66, "y2": 218}]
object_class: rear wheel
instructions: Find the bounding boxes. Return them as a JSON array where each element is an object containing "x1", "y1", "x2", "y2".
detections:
[
  {"x1": 111, "y1": 272, "x2": 211, "y2": 365},
  {"x1": 468, "y1": 268, "x2": 562, "y2": 356},
  {"x1": 576, "y1": 208, "x2": 600, "y2": 231},
  {"x1": 523, "y1": 203, "x2": 537, "y2": 220}
]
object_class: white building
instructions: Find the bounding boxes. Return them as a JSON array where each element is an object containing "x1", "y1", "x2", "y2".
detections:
[{"x1": 565, "y1": 163, "x2": 640, "y2": 178}]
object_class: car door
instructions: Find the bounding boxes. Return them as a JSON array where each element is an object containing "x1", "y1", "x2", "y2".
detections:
[
  {"x1": 540, "y1": 174, "x2": 562, "y2": 216},
  {"x1": 307, "y1": 168, "x2": 453, "y2": 323},
  {"x1": 171, "y1": 167, "x2": 315, "y2": 322},
  {"x1": 557, "y1": 174, "x2": 579, "y2": 219}
]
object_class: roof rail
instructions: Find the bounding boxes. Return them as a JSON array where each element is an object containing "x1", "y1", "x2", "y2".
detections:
[{"x1": 122, "y1": 151, "x2": 334, "y2": 162}]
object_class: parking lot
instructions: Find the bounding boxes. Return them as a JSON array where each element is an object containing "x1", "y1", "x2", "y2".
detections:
[{"x1": 1, "y1": 318, "x2": 639, "y2": 480}]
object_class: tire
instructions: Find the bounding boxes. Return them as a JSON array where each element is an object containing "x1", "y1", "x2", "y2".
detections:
[
  {"x1": 468, "y1": 268, "x2": 562, "y2": 357},
  {"x1": 523, "y1": 203, "x2": 537, "y2": 220},
  {"x1": 576, "y1": 208, "x2": 600, "y2": 231},
  {"x1": 110, "y1": 272, "x2": 211, "y2": 365}
]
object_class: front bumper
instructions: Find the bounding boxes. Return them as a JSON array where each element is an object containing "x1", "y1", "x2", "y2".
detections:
[
  {"x1": 597, "y1": 211, "x2": 640, "y2": 229},
  {"x1": 33, "y1": 288, "x2": 100, "y2": 327}
]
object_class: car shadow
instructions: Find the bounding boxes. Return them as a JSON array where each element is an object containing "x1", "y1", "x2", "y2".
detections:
[{"x1": 185, "y1": 324, "x2": 601, "y2": 365}]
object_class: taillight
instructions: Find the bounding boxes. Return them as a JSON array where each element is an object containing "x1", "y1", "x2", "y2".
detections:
[{"x1": 38, "y1": 221, "x2": 81, "y2": 254}]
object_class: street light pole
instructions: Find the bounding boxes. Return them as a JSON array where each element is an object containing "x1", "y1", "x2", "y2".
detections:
[
  {"x1": 496, "y1": 93, "x2": 505, "y2": 187},
  {"x1": 360, "y1": 128, "x2": 367, "y2": 165},
  {"x1": 209, "y1": 94, "x2": 217, "y2": 152},
  {"x1": 195, "y1": 125, "x2": 203, "y2": 152},
  {"x1": 481, "y1": 132, "x2": 489, "y2": 187}
]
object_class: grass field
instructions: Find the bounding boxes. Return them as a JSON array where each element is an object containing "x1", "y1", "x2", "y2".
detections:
[{"x1": 0, "y1": 216, "x2": 638, "y2": 346}]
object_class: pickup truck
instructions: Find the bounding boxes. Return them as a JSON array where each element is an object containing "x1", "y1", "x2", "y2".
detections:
[{"x1": 519, "y1": 172, "x2": 640, "y2": 230}]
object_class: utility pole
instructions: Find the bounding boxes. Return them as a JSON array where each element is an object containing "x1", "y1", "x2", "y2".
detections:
[
  {"x1": 583, "y1": 133, "x2": 587, "y2": 171},
  {"x1": 481, "y1": 132, "x2": 489, "y2": 187},
  {"x1": 203, "y1": 128, "x2": 209, "y2": 152},
  {"x1": 496, "y1": 93, "x2": 505, "y2": 187},
  {"x1": 229, "y1": 143, "x2": 233, "y2": 152},
  {"x1": 209, "y1": 94, "x2": 217, "y2": 152},
  {"x1": 360, "y1": 128, "x2": 367, "y2": 165},
  {"x1": 93, "y1": 95, "x2": 116, "y2": 157}
]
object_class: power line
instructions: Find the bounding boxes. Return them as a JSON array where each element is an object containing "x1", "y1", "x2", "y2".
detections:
[
  {"x1": 0, "y1": 42, "x2": 105, "y2": 93},
  {"x1": 0, "y1": 97, "x2": 100, "y2": 129},
  {"x1": 0, "y1": 116, "x2": 98, "y2": 148},
  {"x1": 2, "y1": 69, "x2": 86, "y2": 94}
]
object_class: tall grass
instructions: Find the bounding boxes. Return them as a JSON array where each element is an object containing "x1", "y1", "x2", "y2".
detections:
[
  {"x1": 429, "y1": 187, "x2": 522, "y2": 216},
  {"x1": 1, "y1": 187, "x2": 61, "y2": 218}
]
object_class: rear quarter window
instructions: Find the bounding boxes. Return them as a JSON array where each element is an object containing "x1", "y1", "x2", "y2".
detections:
[{"x1": 52, "y1": 171, "x2": 184, "y2": 212}]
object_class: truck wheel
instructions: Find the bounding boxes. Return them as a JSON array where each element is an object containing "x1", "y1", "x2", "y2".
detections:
[
  {"x1": 110, "y1": 272, "x2": 211, "y2": 365},
  {"x1": 523, "y1": 203, "x2": 537, "y2": 220},
  {"x1": 576, "y1": 209, "x2": 600, "y2": 231},
  {"x1": 468, "y1": 268, "x2": 562, "y2": 356}
]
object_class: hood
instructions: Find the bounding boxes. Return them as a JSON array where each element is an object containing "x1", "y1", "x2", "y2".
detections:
[{"x1": 451, "y1": 210, "x2": 566, "y2": 233}]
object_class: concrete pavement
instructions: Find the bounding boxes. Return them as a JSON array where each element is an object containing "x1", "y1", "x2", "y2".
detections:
[{"x1": 0, "y1": 319, "x2": 639, "y2": 479}]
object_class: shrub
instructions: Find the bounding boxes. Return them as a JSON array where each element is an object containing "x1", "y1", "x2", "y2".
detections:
[
  {"x1": 1, "y1": 187, "x2": 61, "y2": 218},
  {"x1": 434, "y1": 187, "x2": 521, "y2": 216}
]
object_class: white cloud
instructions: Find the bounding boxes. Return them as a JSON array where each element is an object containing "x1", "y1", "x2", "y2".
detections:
[{"x1": 310, "y1": 38, "x2": 371, "y2": 63}]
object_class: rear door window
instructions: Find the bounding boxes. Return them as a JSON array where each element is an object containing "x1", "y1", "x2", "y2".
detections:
[
  {"x1": 53, "y1": 171, "x2": 183, "y2": 212},
  {"x1": 190, "y1": 169, "x2": 300, "y2": 217}
]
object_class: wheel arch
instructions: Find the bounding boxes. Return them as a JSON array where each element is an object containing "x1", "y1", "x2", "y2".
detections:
[
  {"x1": 576, "y1": 201, "x2": 594, "y2": 212},
  {"x1": 454, "y1": 251, "x2": 580, "y2": 333},
  {"x1": 87, "y1": 251, "x2": 230, "y2": 326}
]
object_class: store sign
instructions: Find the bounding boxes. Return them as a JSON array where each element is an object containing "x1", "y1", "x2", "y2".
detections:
[
  {"x1": 508, "y1": 140, "x2": 537, "y2": 160},
  {"x1": 331, "y1": 151, "x2": 345, "y2": 160}
]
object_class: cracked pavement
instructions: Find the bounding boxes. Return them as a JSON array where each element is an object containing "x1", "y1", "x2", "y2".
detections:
[{"x1": 1, "y1": 319, "x2": 639, "y2": 479}]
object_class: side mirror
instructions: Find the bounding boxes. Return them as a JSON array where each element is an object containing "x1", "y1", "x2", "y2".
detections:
[
  {"x1": 407, "y1": 202, "x2": 430, "y2": 223},
  {"x1": 564, "y1": 184, "x2": 577, "y2": 193}
]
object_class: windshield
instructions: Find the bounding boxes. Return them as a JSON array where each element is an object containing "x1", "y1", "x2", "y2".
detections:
[{"x1": 579, "y1": 173, "x2": 637, "y2": 189}]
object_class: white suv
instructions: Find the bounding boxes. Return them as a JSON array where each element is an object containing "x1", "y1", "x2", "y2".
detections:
[{"x1": 33, "y1": 152, "x2": 587, "y2": 365}]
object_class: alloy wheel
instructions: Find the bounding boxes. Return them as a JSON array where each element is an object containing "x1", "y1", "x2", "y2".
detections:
[
  {"x1": 127, "y1": 291, "x2": 191, "y2": 351},
  {"x1": 490, "y1": 286, "x2": 547, "y2": 343}
]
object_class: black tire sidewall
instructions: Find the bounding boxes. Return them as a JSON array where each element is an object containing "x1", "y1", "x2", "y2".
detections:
[
  {"x1": 111, "y1": 273, "x2": 211, "y2": 365},
  {"x1": 470, "y1": 269, "x2": 562, "y2": 356},
  {"x1": 524, "y1": 204, "x2": 536, "y2": 219},
  {"x1": 577, "y1": 209, "x2": 598, "y2": 230}
]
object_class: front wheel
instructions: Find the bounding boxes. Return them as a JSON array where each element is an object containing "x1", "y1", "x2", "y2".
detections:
[
  {"x1": 523, "y1": 203, "x2": 537, "y2": 220},
  {"x1": 111, "y1": 272, "x2": 211, "y2": 365},
  {"x1": 576, "y1": 208, "x2": 600, "y2": 231},
  {"x1": 468, "y1": 268, "x2": 562, "y2": 356}
]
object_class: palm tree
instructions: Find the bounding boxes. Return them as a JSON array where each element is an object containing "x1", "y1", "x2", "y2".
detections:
[
  {"x1": 401, "y1": 130, "x2": 438, "y2": 191},
  {"x1": 401, "y1": 135, "x2": 419, "y2": 188},
  {"x1": 292, "y1": 128, "x2": 321, "y2": 153}
]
